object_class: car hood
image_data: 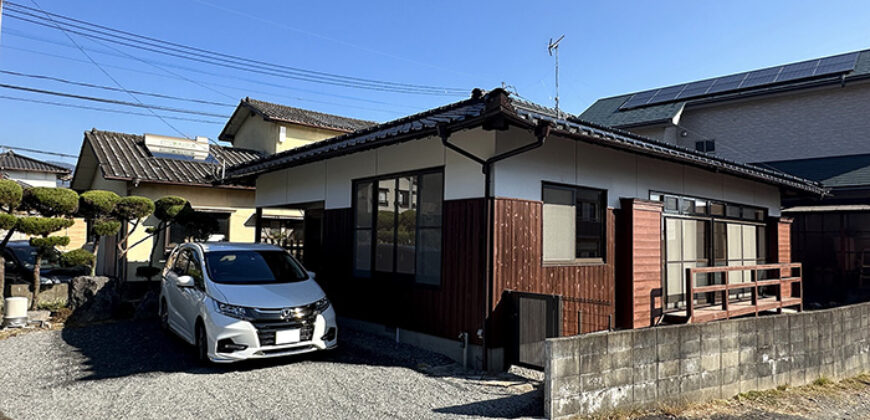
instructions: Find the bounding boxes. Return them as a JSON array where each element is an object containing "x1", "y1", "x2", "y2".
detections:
[{"x1": 208, "y1": 279, "x2": 325, "y2": 309}]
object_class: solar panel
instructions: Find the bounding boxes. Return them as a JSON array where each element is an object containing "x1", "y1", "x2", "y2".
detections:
[
  {"x1": 619, "y1": 51, "x2": 861, "y2": 110},
  {"x1": 676, "y1": 79, "x2": 716, "y2": 99},
  {"x1": 648, "y1": 84, "x2": 686, "y2": 103},
  {"x1": 620, "y1": 89, "x2": 658, "y2": 109},
  {"x1": 706, "y1": 73, "x2": 747, "y2": 95},
  {"x1": 814, "y1": 51, "x2": 860, "y2": 76},
  {"x1": 739, "y1": 67, "x2": 781, "y2": 89},
  {"x1": 775, "y1": 60, "x2": 818, "y2": 83}
]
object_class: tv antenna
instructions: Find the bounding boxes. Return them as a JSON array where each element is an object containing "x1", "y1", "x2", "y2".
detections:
[{"x1": 548, "y1": 35, "x2": 565, "y2": 117}]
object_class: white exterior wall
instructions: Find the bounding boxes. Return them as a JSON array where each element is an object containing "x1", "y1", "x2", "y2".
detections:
[
  {"x1": 5, "y1": 170, "x2": 59, "y2": 187},
  {"x1": 255, "y1": 130, "x2": 493, "y2": 209},
  {"x1": 493, "y1": 128, "x2": 782, "y2": 216}
]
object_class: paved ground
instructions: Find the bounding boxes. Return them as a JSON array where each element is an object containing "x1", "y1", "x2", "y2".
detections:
[{"x1": 0, "y1": 321, "x2": 542, "y2": 420}]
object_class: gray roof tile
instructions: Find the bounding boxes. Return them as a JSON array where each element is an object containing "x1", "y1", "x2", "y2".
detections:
[
  {"x1": 84, "y1": 129, "x2": 261, "y2": 187},
  {"x1": 0, "y1": 151, "x2": 70, "y2": 174}
]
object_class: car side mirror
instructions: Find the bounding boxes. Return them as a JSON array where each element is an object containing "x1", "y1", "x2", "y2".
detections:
[
  {"x1": 307, "y1": 271, "x2": 316, "y2": 280},
  {"x1": 176, "y1": 275, "x2": 194, "y2": 288}
]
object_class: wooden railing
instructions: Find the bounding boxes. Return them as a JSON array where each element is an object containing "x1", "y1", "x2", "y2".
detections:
[{"x1": 682, "y1": 263, "x2": 802, "y2": 323}]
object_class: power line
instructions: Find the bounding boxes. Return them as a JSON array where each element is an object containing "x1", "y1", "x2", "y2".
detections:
[
  {"x1": 0, "y1": 69, "x2": 235, "y2": 107},
  {"x1": 23, "y1": 0, "x2": 190, "y2": 137},
  {"x1": 4, "y1": 2, "x2": 469, "y2": 96},
  {"x1": 0, "y1": 143, "x2": 78, "y2": 159},
  {"x1": 2, "y1": 30, "x2": 426, "y2": 112},
  {"x1": 0, "y1": 95, "x2": 225, "y2": 124},
  {"x1": 0, "y1": 82, "x2": 230, "y2": 118},
  {"x1": 190, "y1": 0, "x2": 478, "y2": 79}
]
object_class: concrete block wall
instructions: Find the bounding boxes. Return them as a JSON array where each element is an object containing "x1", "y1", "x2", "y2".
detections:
[{"x1": 545, "y1": 301, "x2": 870, "y2": 419}]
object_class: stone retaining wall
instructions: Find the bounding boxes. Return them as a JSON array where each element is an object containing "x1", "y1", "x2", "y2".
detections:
[{"x1": 545, "y1": 302, "x2": 870, "y2": 419}]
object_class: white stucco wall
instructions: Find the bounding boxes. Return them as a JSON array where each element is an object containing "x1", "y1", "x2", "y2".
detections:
[
  {"x1": 255, "y1": 129, "x2": 493, "y2": 209},
  {"x1": 5, "y1": 170, "x2": 59, "y2": 188},
  {"x1": 492, "y1": 128, "x2": 782, "y2": 216}
]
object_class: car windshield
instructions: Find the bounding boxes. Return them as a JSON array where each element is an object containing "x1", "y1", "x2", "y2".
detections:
[
  {"x1": 10, "y1": 246, "x2": 62, "y2": 271},
  {"x1": 204, "y1": 250, "x2": 308, "y2": 284}
]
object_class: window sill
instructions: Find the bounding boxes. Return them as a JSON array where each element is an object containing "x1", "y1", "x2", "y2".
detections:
[{"x1": 542, "y1": 259, "x2": 606, "y2": 268}]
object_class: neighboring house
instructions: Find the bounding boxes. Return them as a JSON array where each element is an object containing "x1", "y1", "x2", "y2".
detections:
[
  {"x1": 224, "y1": 88, "x2": 821, "y2": 370},
  {"x1": 581, "y1": 49, "x2": 870, "y2": 303},
  {"x1": 70, "y1": 129, "x2": 268, "y2": 281},
  {"x1": 218, "y1": 97, "x2": 376, "y2": 155},
  {"x1": 0, "y1": 150, "x2": 71, "y2": 187},
  {"x1": 0, "y1": 150, "x2": 85, "y2": 250}
]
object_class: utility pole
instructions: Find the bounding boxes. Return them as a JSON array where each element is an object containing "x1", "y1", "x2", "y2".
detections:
[
  {"x1": 0, "y1": 0, "x2": 4, "y2": 47},
  {"x1": 548, "y1": 35, "x2": 565, "y2": 118}
]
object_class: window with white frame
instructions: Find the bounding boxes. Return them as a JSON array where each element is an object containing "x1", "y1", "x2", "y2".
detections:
[{"x1": 542, "y1": 183, "x2": 606, "y2": 263}]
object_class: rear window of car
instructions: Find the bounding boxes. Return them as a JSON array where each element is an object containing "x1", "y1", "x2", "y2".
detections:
[{"x1": 204, "y1": 250, "x2": 308, "y2": 284}]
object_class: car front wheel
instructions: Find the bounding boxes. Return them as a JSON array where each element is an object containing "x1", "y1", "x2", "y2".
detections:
[{"x1": 195, "y1": 322, "x2": 210, "y2": 364}]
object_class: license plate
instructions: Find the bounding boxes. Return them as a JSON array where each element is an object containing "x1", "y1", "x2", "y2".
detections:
[{"x1": 275, "y1": 329, "x2": 301, "y2": 344}]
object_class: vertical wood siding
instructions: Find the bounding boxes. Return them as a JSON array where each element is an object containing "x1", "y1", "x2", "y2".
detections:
[
  {"x1": 320, "y1": 199, "x2": 486, "y2": 344},
  {"x1": 491, "y1": 198, "x2": 616, "y2": 344},
  {"x1": 776, "y1": 217, "x2": 794, "y2": 296},
  {"x1": 618, "y1": 199, "x2": 664, "y2": 329}
]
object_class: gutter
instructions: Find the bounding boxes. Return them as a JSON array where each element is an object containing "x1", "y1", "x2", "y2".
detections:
[{"x1": 436, "y1": 101, "x2": 552, "y2": 370}]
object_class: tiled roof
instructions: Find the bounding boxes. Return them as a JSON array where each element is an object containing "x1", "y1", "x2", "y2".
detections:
[
  {"x1": 0, "y1": 151, "x2": 71, "y2": 174},
  {"x1": 225, "y1": 89, "x2": 825, "y2": 195},
  {"x1": 218, "y1": 98, "x2": 377, "y2": 141},
  {"x1": 764, "y1": 154, "x2": 870, "y2": 188},
  {"x1": 83, "y1": 129, "x2": 262, "y2": 188},
  {"x1": 581, "y1": 48, "x2": 870, "y2": 128}
]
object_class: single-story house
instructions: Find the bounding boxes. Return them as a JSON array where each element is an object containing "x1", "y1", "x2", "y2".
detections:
[{"x1": 223, "y1": 88, "x2": 824, "y2": 370}]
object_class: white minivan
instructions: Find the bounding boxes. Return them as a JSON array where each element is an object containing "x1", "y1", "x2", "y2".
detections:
[{"x1": 160, "y1": 242, "x2": 337, "y2": 363}]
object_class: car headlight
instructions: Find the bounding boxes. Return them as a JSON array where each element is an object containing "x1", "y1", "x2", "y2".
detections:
[
  {"x1": 214, "y1": 301, "x2": 252, "y2": 320},
  {"x1": 313, "y1": 297, "x2": 331, "y2": 314}
]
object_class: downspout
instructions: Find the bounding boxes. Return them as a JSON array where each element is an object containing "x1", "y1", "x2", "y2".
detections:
[{"x1": 438, "y1": 119, "x2": 551, "y2": 371}]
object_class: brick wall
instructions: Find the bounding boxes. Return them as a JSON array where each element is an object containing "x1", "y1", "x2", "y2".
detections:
[{"x1": 545, "y1": 302, "x2": 870, "y2": 418}]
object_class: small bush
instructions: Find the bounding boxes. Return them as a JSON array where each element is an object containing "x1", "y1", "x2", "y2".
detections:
[
  {"x1": 113, "y1": 196, "x2": 155, "y2": 221},
  {"x1": 0, "y1": 213, "x2": 17, "y2": 230},
  {"x1": 61, "y1": 248, "x2": 95, "y2": 268},
  {"x1": 154, "y1": 196, "x2": 187, "y2": 221},
  {"x1": 30, "y1": 236, "x2": 70, "y2": 249},
  {"x1": 92, "y1": 219, "x2": 121, "y2": 236},
  {"x1": 17, "y1": 217, "x2": 75, "y2": 237},
  {"x1": 814, "y1": 377, "x2": 833, "y2": 386},
  {"x1": 79, "y1": 190, "x2": 120, "y2": 219},
  {"x1": 0, "y1": 179, "x2": 23, "y2": 210},
  {"x1": 22, "y1": 187, "x2": 79, "y2": 216}
]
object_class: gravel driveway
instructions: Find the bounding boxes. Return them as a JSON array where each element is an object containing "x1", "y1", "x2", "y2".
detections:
[{"x1": 0, "y1": 321, "x2": 541, "y2": 419}]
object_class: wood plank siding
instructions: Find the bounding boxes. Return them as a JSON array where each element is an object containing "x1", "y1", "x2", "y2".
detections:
[
  {"x1": 616, "y1": 199, "x2": 664, "y2": 329},
  {"x1": 491, "y1": 198, "x2": 616, "y2": 346},
  {"x1": 775, "y1": 217, "x2": 794, "y2": 297},
  {"x1": 319, "y1": 199, "x2": 487, "y2": 344}
]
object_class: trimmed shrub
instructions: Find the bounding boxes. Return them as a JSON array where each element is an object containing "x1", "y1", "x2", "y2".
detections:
[
  {"x1": 113, "y1": 196, "x2": 155, "y2": 221},
  {"x1": 0, "y1": 179, "x2": 23, "y2": 210},
  {"x1": 22, "y1": 187, "x2": 79, "y2": 216},
  {"x1": 79, "y1": 190, "x2": 120, "y2": 219},
  {"x1": 0, "y1": 213, "x2": 17, "y2": 230},
  {"x1": 61, "y1": 248, "x2": 95, "y2": 268},
  {"x1": 92, "y1": 219, "x2": 121, "y2": 236},
  {"x1": 17, "y1": 216, "x2": 75, "y2": 237},
  {"x1": 30, "y1": 236, "x2": 70, "y2": 249},
  {"x1": 154, "y1": 196, "x2": 187, "y2": 221}
]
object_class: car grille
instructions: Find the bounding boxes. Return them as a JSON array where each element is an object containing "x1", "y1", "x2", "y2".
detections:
[{"x1": 250, "y1": 302, "x2": 318, "y2": 346}]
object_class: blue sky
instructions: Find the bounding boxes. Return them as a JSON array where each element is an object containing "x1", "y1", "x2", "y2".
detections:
[{"x1": 1, "y1": 0, "x2": 870, "y2": 165}]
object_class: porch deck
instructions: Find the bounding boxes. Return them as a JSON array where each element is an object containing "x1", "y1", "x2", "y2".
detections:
[{"x1": 664, "y1": 263, "x2": 803, "y2": 324}]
